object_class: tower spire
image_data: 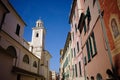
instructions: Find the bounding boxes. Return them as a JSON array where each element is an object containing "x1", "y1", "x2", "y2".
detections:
[{"x1": 36, "y1": 18, "x2": 44, "y2": 28}]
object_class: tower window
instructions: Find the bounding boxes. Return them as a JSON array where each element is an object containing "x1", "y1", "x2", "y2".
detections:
[
  {"x1": 16, "y1": 24, "x2": 20, "y2": 36},
  {"x1": 36, "y1": 33, "x2": 39, "y2": 37}
]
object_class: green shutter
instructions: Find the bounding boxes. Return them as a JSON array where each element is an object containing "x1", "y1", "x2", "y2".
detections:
[
  {"x1": 79, "y1": 61, "x2": 82, "y2": 76},
  {"x1": 89, "y1": 37, "x2": 93, "y2": 56},
  {"x1": 72, "y1": 65, "x2": 74, "y2": 77},
  {"x1": 77, "y1": 42, "x2": 79, "y2": 52},
  {"x1": 75, "y1": 64, "x2": 78, "y2": 77},
  {"x1": 92, "y1": 32, "x2": 97, "y2": 54},
  {"x1": 84, "y1": 23, "x2": 86, "y2": 33},
  {"x1": 86, "y1": 41, "x2": 91, "y2": 62},
  {"x1": 74, "y1": 48, "x2": 76, "y2": 57}
]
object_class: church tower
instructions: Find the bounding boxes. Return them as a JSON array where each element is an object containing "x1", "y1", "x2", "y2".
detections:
[{"x1": 30, "y1": 19, "x2": 46, "y2": 59}]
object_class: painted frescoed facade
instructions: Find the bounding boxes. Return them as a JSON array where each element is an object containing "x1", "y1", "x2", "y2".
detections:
[
  {"x1": 98, "y1": 0, "x2": 120, "y2": 78},
  {"x1": 0, "y1": 0, "x2": 51, "y2": 80}
]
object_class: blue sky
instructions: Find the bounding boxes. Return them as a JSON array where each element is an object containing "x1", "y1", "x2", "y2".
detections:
[{"x1": 9, "y1": 0, "x2": 72, "y2": 72}]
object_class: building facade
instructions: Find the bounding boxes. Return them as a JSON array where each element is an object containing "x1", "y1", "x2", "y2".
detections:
[
  {"x1": 60, "y1": 32, "x2": 72, "y2": 80},
  {"x1": 51, "y1": 71, "x2": 57, "y2": 80},
  {"x1": 29, "y1": 19, "x2": 51, "y2": 80},
  {"x1": 0, "y1": 0, "x2": 51, "y2": 80},
  {"x1": 78, "y1": 0, "x2": 112, "y2": 79},
  {"x1": 98, "y1": 0, "x2": 120, "y2": 78},
  {"x1": 69, "y1": 0, "x2": 85, "y2": 80},
  {"x1": 66, "y1": 0, "x2": 120, "y2": 80}
]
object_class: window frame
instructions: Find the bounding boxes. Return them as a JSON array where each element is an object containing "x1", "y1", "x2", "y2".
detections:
[
  {"x1": 23, "y1": 54, "x2": 29, "y2": 64},
  {"x1": 15, "y1": 24, "x2": 20, "y2": 36}
]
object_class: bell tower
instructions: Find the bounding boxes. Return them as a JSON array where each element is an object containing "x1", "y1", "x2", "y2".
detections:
[{"x1": 30, "y1": 19, "x2": 46, "y2": 59}]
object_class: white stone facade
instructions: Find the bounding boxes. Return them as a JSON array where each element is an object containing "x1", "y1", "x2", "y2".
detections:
[{"x1": 0, "y1": 0, "x2": 51, "y2": 80}]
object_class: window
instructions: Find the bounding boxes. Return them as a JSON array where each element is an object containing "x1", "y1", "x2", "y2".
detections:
[
  {"x1": 91, "y1": 76, "x2": 94, "y2": 80},
  {"x1": 87, "y1": 77, "x2": 89, "y2": 80},
  {"x1": 89, "y1": 37, "x2": 93, "y2": 57},
  {"x1": 77, "y1": 42, "x2": 79, "y2": 53},
  {"x1": 74, "y1": 48, "x2": 76, "y2": 57},
  {"x1": 84, "y1": 56, "x2": 87, "y2": 65},
  {"x1": 16, "y1": 24, "x2": 20, "y2": 36},
  {"x1": 23, "y1": 54, "x2": 29, "y2": 64},
  {"x1": 72, "y1": 65, "x2": 74, "y2": 77},
  {"x1": 96, "y1": 73, "x2": 102, "y2": 80},
  {"x1": 75, "y1": 64, "x2": 78, "y2": 77},
  {"x1": 79, "y1": 61, "x2": 82, "y2": 76},
  {"x1": 93, "y1": 0, "x2": 96, "y2": 7},
  {"x1": 86, "y1": 7, "x2": 91, "y2": 27},
  {"x1": 75, "y1": 24, "x2": 77, "y2": 33},
  {"x1": 91, "y1": 32, "x2": 97, "y2": 56},
  {"x1": 86, "y1": 32, "x2": 97, "y2": 62},
  {"x1": 84, "y1": 22, "x2": 87, "y2": 33},
  {"x1": 6, "y1": 46, "x2": 17, "y2": 58},
  {"x1": 33, "y1": 61, "x2": 37, "y2": 68},
  {"x1": 36, "y1": 33, "x2": 39, "y2": 37},
  {"x1": 86, "y1": 40, "x2": 91, "y2": 62}
]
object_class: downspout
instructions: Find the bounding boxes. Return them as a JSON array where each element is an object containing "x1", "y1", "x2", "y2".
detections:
[{"x1": 96, "y1": 0, "x2": 117, "y2": 79}]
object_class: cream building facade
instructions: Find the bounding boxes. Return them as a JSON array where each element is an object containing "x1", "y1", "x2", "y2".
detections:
[
  {"x1": 60, "y1": 32, "x2": 73, "y2": 80},
  {"x1": 51, "y1": 71, "x2": 57, "y2": 80},
  {"x1": 0, "y1": 0, "x2": 51, "y2": 80}
]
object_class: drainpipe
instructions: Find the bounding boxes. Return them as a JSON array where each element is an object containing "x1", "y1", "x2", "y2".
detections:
[{"x1": 96, "y1": 0, "x2": 117, "y2": 79}]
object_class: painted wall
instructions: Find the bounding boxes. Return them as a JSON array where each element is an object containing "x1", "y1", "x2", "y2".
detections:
[{"x1": 99, "y1": 0, "x2": 120, "y2": 76}]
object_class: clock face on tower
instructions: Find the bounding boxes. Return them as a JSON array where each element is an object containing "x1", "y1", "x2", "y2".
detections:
[{"x1": 117, "y1": 0, "x2": 120, "y2": 10}]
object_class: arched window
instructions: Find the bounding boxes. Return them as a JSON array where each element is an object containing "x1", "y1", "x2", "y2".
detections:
[
  {"x1": 87, "y1": 77, "x2": 89, "y2": 80},
  {"x1": 96, "y1": 73, "x2": 102, "y2": 80},
  {"x1": 33, "y1": 61, "x2": 37, "y2": 68},
  {"x1": 91, "y1": 76, "x2": 94, "y2": 80},
  {"x1": 23, "y1": 54, "x2": 29, "y2": 64},
  {"x1": 36, "y1": 33, "x2": 39, "y2": 37},
  {"x1": 6, "y1": 46, "x2": 17, "y2": 58}
]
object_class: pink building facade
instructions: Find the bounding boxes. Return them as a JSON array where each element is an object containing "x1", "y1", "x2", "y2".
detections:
[
  {"x1": 68, "y1": 0, "x2": 117, "y2": 80},
  {"x1": 69, "y1": 0, "x2": 85, "y2": 80}
]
